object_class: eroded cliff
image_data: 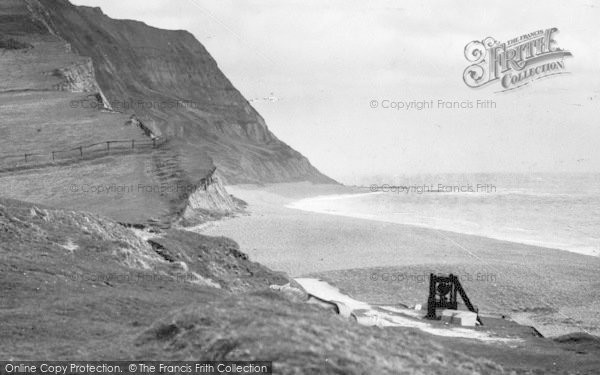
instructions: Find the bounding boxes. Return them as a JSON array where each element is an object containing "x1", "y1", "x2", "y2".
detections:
[
  {"x1": 1, "y1": 0, "x2": 334, "y2": 225},
  {"x1": 20, "y1": 0, "x2": 335, "y2": 184}
]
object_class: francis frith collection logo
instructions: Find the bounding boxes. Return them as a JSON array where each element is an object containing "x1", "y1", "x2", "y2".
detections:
[{"x1": 463, "y1": 28, "x2": 572, "y2": 91}]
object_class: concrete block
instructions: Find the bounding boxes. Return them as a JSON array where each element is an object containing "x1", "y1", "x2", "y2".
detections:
[
  {"x1": 453, "y1": 311, "x2": 478, "y2": 326},
  {"x1": 440, "y1": 309, "x2": 478, "y2": 326}
]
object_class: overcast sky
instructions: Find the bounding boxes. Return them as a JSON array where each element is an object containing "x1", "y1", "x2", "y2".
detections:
[{"x1": 71, "y1": 0, "x2": 600, "y2": 184}]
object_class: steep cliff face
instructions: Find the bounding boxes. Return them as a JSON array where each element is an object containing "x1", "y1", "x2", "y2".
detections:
[
  {"x1": 19, "y1": 0, "x2": 335, "y2": 184},
  {"x1": 0, "y1": 0, "x2": 334, "y2": 226},
  {"x1": 185, "y1": 177, "x2": 236, "y2": 215},
  {"x1": 180, "y1": 175, "x2": 243, "y2": 225}
]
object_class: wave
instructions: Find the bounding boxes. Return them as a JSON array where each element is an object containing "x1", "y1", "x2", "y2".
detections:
[
  {"x1": 359, "y1": 187, "x2": 593, "y2": 199},
  {"x1": 286, "y1": 193, "x2": 600, "y2": 258}
]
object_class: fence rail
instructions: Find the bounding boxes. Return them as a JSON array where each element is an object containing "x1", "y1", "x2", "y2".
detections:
[{"x1": 0, "y1": 137, "x2": 167, "y2": 168}]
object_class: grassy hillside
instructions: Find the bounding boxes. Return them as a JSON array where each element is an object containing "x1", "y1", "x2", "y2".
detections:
[
  {"x1": 3, "y1": 197, "x2": 599, "y2": 373},
  {"x1": 0, "y1": 16, "x2": 216, "y2": 224},
  {"x1": 0, "y1": 198, "x2": 507, "y2": 374},
  {"x1": 0, "y1": 30, "x2": 147, "y2": 157},
  {"x1": 0, "y1": 91, "x2": 144, "y2": 156}
]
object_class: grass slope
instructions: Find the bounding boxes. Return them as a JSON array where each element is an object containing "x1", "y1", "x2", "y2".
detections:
[
  {"x1": 1, "y1": 198, "x2": 511, "y2": 374},
  {"x1": 0, "y1": 32, "x2": 212, "y2": 224}
]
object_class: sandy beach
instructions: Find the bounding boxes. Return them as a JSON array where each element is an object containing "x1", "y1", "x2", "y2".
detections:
[{"x1": 200, "y1": 183, "x2": 600, "y2": 337}]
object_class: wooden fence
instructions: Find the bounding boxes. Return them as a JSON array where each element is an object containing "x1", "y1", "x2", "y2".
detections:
[{"x1": 0, "y1": 137, "x2": 167, "y2": 169}]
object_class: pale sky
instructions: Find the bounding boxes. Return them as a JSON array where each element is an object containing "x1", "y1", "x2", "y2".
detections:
[{"x1": 71, "y1": 0, "x2": 600, "y2": 184}]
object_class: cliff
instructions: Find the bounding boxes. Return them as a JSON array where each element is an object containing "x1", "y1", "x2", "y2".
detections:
[
  {"x1": 0, "y1": 0, "x2": 335, "y2": 225},
  {"x1": 15, "y1": 0, "x2": 335, "y2": 184},
  {"x1": 181, "y1": 175, "x2": 242, "y2": 224}
]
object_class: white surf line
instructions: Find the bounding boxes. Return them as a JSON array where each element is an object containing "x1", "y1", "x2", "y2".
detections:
[
  {"x1": 284, "y1": 192, "x2": 381, "y2": 214},
  {"x1": 286, "y1": 191, "x2": 381, "y2": 205},
  {"x1": 286, "y1": 194, "x2": 600, "y2": 257},
  {"x1": 295, "y1": 278, "x2": 519, "y2": 343}
]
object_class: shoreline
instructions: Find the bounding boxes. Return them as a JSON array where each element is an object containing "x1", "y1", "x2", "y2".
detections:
[
  {"x1": 287, "y1": 191, "x2": 600, "y2": 259},
  {"x1": 201, "y1": 183, "x2": 600, "y2": 337}
]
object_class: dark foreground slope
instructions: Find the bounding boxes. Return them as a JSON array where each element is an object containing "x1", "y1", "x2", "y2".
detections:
[
  {"x1": 2, "y1": 198, "x2": 600, "y2": 373},
  {"x1": 18, "y1": 0, "x2": 334, "y2": 184},
  {"x1": 1, "y1": 198, "x2": 510, "y2": 374}
]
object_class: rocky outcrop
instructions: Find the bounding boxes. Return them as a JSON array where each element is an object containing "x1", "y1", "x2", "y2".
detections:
[
  {"x1": 183, "y1": 176, "x2": 238, "y2": 218},
  {"x1": 15, "y1": 0, "x2": 335, "y2": 184},
  {"x1": 51, "y1": 59, "x2": 96, "y2": 92},
  {"x1": 51, "y1": 58, "x2": 112, "y2": 109},
  {"x1": 174, "y1": 167, "x2": 244, "y2": 225}
]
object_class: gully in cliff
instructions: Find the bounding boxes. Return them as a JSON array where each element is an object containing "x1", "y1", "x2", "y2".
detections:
[{"x1": 200, "y1": 166, "x2": 217, "y2": 190}]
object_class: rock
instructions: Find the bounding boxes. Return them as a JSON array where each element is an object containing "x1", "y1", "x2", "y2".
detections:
[
  {"x1": 183, "y1": 176, "x2": 240, "y2": 218},
  {"x1": 270, "y1": 282, "x2": 308, "y2": 302},
  {"x1": 440, "y1": 310, "x2": 478, "y2": 326},
  {"x1": 307, "y1": 294, "x2": 340, "y2": 314},
  {"x1": 334, "y1": 300, "x2": 353, "y2": 318}
]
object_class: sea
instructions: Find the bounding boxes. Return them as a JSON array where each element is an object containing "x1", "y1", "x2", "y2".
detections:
[{"x1": 288, "y1": 173, "x2": 600, "y2": 257}]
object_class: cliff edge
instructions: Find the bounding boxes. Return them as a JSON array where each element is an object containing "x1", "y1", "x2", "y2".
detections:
[
  {"x1": 0, "y1": 0, "x2": 335, "y2": 225},
  {"x1": 18, "y1": 0, "x2": 335, "y2": 184}
]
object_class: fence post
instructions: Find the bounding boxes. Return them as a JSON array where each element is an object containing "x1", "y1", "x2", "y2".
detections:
[{"x1": 2, "y1": 138, "x2": 164, "y2": 168}]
